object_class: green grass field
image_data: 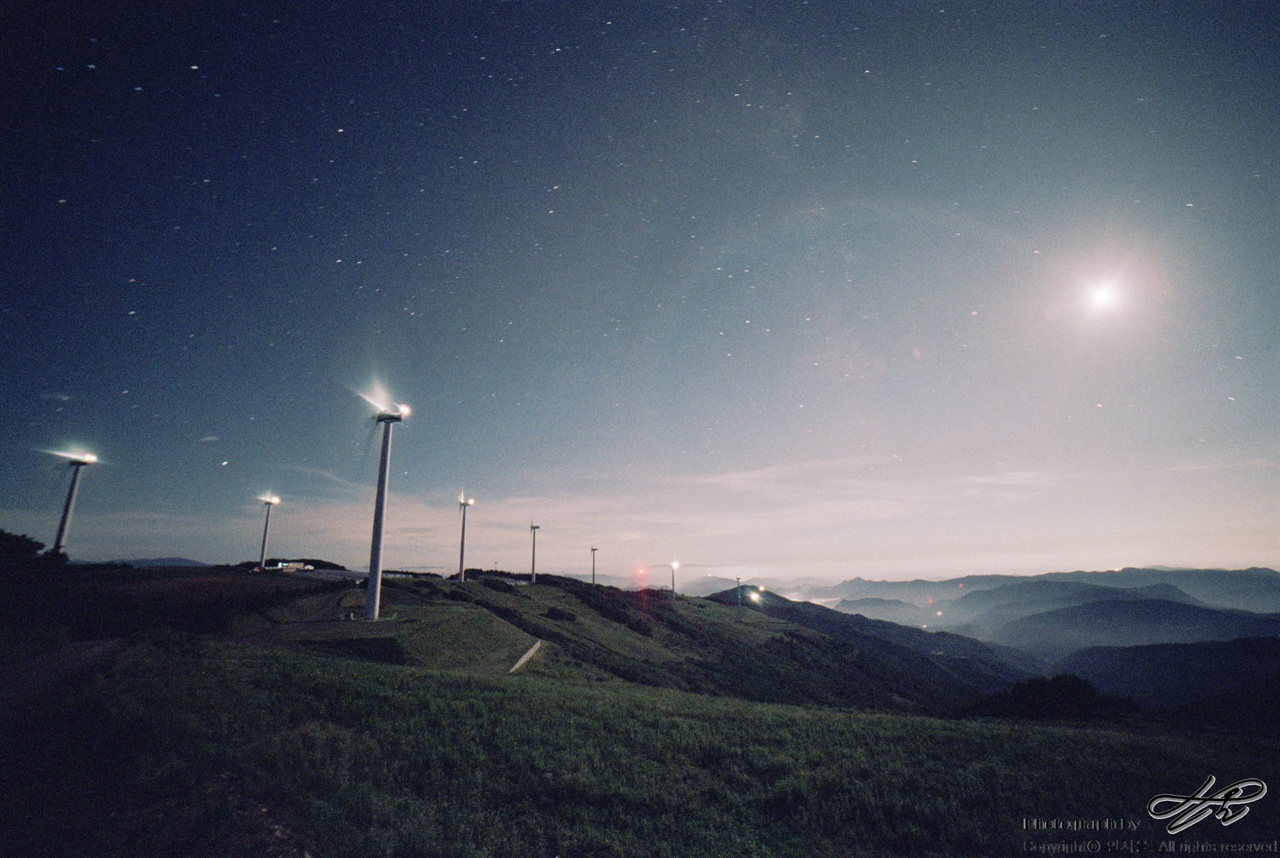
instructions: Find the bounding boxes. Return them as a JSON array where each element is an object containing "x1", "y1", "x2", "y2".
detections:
[{"x1": 2, "y1": 567, "x2": 1277, "y2": 857}]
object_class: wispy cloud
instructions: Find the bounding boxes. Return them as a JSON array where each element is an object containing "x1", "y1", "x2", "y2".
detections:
[
  {"x1": 1165, "y1": 459, "x2": 1277, "y2": 473},
  {"x1": 271, "y1": 464, "x2": 368, "y2": 493}
]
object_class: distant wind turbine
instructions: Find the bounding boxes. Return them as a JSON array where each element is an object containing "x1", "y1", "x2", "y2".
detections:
[
  {"x1": 360, "y1": 385, "x2": 410, "y2": 621},
  {"x1": 530, "y1": 523, "x2": 540, "y2": 583},
  {"x1": 457, "y1": 493, "x2": 474, "y2": 581},
  {"x1": 257, "y1": 495, "x2": 280, "y2": 569},
  {"x1": 50, "y1": 450, "x2": 97, "y2": 554}
]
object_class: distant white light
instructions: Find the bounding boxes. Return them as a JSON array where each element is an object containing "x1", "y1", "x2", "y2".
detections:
[
  {"x1": 1089, "y1": 285, "x2": 1118, "y2": 308},
  {"x1": 50, "y1": 450, "x2": 98, "y2": 465},
  {"x1": 358, "y1": 381, "x2": 410, "y2": 421}
]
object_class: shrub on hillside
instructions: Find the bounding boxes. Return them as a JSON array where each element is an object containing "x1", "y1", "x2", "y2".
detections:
[{"x1": 0, "y1": 530, "x2": 46, "y2": 568}]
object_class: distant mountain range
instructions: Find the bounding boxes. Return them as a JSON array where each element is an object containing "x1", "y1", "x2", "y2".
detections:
[
  {"x1": 805, "y1": 567, "x2": 1280, "y2": 710},
  {"x1": 986, "y1": 599, "x2": 1280, "y2": 661},
  {"x1": 801, "y1": 567, "x2": 1280, "y2": 614}
]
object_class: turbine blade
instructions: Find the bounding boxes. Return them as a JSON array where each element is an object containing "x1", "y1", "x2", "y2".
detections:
[{"x1": 354, "y1": 419, "x2": 378, "y2": 479}]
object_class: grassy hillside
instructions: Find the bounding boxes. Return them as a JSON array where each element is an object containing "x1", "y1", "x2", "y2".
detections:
[
  {"x1": 3, "y1": 565, "x2": 1279, "y2": 856},
  {"x1": 330, "y1": 573, "x2": 1027, "y2": 712},
  {"x1": 706, "y1": 586, "x2": 1042, "y2": 680},
  {"x1": 6, "y1": 634, "x2": 1279, "y2": 857}
]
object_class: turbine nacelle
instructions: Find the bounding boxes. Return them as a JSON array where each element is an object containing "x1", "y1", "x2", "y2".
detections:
[
  {"x1": 50, "y1": 450, "x2": 98, "y2": 466},
  {"x1": 374, "y1": 404, "x2": 409, "y2": 423}
]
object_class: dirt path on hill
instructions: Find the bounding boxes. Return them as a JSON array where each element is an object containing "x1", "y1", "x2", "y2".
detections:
[{"x1": 509, "y1": 640, "x2": 541, "y2": 673}]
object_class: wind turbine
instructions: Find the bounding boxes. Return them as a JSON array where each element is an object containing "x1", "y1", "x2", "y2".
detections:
[
  {"x1": 591, "y1": 546, "x2": 598, "y2": 586},
  {"x1": 257, "y1": 495, "x2": 280, "y2": 569},
  {"x1": 51, "y1": 451, "x2": 97, "y2": 554},
  {"x1": 457, "y1": 493, "x2": 474, "y2": 581},
  {"x1": 529, "y1": 524, "x2": 540, "y2": 583},
  {"x1": 360, "y1": 387, "x2": 410, "y2": 621},
  {"x1": 670, "y1": 560, "x2": 680, "y2": 594}
]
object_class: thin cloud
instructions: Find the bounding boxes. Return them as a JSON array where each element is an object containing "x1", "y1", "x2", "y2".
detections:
[{"x1": 1165, "y1": 459, "x2": 1277, "y2": 473}]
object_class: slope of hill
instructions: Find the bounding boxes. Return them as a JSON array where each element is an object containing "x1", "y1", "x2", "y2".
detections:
[
  {"x1": 1055, "y1": 637, "x2": 1280, "y2": 710},
  {"x1": 709, "y1": 586, "x2": 1041, "y2": 679},
  {"x1": 1, "y1": 564, "x2": 1021, "y2": 713},
  {"x1": 6, "y1": 634, "x2": 1276, "y2": 857},
  {"x1": 398, "y1": 574, "x2": 1027, "y2": 712},
  {"x1": 4, "y1": 564, "x2": 1280, "y2": 856},
  {"x1": 988, "y1": 599, "x2": 1280, "y2": 661}
]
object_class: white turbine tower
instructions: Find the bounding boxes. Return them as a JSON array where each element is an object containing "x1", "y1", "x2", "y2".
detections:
[
  {"x1": 529, "y1": 523, "x2": 540, "y2": 583},
  {"x1": 360, "y1": 387, "x2": 410, "y2": 621},
  {"x1": 457, "y1": 493, "x2": 474, "y2": 581},
  {"x1": 51, "y1": 451, "x2": 98, "y2": 555},
  {"x1": 258, "y1": 495, "x2": 280, "y2": 569}
]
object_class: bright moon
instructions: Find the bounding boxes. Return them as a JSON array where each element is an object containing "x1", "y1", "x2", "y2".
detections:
[{"x1": 1089, "y1": 286, "x2": 1118, "y2": 308}]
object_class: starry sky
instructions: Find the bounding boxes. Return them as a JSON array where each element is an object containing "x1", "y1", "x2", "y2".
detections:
[{"x1": 2, "y1": 1, "x2": 1277, "y2": 581}]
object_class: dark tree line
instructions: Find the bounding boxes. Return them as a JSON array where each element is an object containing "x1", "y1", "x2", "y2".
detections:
[{"x1": 0, "y1": 529, "x2": 66, "y2": 571}]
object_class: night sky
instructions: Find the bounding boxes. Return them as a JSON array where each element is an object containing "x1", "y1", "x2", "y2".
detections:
[{"x1": 3, "y1": 1, "x2": 1276, "y2": 581}]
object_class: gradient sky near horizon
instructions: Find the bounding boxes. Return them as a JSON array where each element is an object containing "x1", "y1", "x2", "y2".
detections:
[{"x1": 2, "y1": 1, "x2": 1277, "y2": 582}]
